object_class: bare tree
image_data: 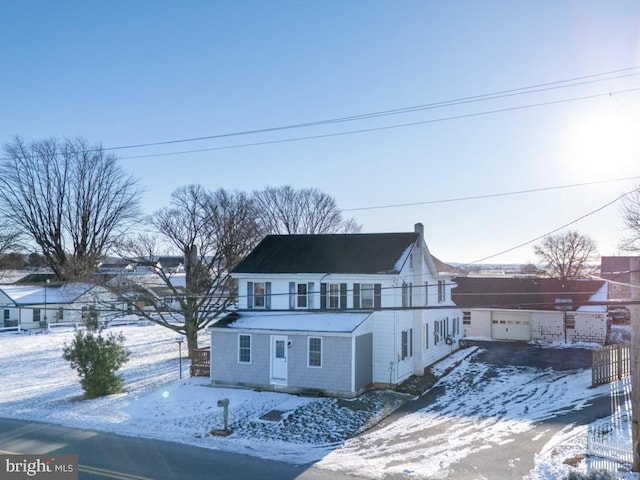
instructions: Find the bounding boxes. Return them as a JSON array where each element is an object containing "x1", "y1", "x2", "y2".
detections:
[
  {"x1": 0, "y1": 137, "x2": 141, "y2": 280},
  {"x1": 114, "y1": 186, "x2": 259, "y2": 356},
  {"x1": 620, "y1": 186, "x2": 640, "y2": 252},
  {"x1": 533, "y1": 230, "x2": 598, "y2": 279},
  {"x1": 253, "y1": 185, "x2": 361, "y2": 235}
]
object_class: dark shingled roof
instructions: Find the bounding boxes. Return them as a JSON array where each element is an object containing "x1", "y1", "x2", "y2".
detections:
[
  {"x1": 452, "y1": 277, "x2": 605, "y2": 310},
  {"x1": 233, "y1": 233, "x2": 419, "y2": 274}
]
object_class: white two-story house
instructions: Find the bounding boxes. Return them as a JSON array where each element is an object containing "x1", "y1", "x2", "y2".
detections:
[{"x1": 209, "y1": 223, "x2": 463, "y2": 397}]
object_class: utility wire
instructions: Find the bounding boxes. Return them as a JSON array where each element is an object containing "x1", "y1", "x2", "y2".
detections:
[
  {"x1": 115, "y1": 86, "x2": 640, "y2": 161},
  {"x1": 464, "y1": 191, "x2": 633, "y2": 266},
  {"x1": 342, "y1": 175, "x2": 640, "y2": 211},
  {"x1": 102, "y1": 67, "x2": 640, "y2": 152}
]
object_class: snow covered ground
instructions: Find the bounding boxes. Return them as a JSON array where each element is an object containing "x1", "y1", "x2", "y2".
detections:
[{"x1": 0, "y1": 323, "x2": 636, "y2": 479}]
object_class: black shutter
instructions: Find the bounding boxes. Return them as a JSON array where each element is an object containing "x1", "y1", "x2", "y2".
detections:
[
  {"x1": 265, "y1": 282, "x2": 272, "y2": 309},
  {"x1": 320, "y1": 283, "x2": 327, "y2": 310},
  {"x1": 247, "y1": 281, "x2": 254, "y2": 309},
  {"x1": 340, "y1": 283, "x2": 347, "y2": 309},
  {"x1": 353, "y1": 283, "x2": 360, "y2": 309},
  {"x1": 374, "y1": 283, "x2": 382, "y2": 310}
]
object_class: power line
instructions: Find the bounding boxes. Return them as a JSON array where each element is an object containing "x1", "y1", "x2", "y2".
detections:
[
  {"x1": 100, "y1": 67, "x2": 640, "y2": 152},
  {"x1": 113, "y1": 86, "x2": 640, "y2": 161},
  {"x1": 342, "y1": 175, "x2": 640, "y2": 212},
  {"x1": 464, "y1": 191, "x2": 632, "y2": 266}
]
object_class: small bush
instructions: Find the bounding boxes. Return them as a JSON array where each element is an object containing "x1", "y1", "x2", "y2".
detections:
[{"x1": 63, "y1": 329, "x2": 131, "y2": 399}]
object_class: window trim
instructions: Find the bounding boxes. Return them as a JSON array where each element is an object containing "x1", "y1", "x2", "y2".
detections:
[
  {"x1": 308, "y1": 336, "x2": 322, "y2": 368},
  {"x1": 360, "y1": 283, "x2": 374, "y2": 309},
  {"x1": 238, "y1": 334, "x2": 252, "y2": 364},
  {"x1": 328, "y1": 283, "x2": 340, "y2": 309},
  {"x1": 253, "y1": 282, "x2": 266, "y2": 308},
  {"x1": 297, "y1": 283, "x2": 308, "y2": 309},
  {"x1": 401, "y1": 328, "x2": 413, "y2": 360}
]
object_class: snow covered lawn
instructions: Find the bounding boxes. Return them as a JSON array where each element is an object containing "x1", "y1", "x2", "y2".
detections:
[
  {"x1": 0, "y1": 324, "x2": 408, "y2": 463},
  {"x1": 0, "y1": 323, "x2": 636, "y2": 479}
]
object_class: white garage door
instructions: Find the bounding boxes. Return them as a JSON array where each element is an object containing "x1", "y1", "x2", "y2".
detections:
[{"x1": 491, "y1": 311, "x2": 531, "y2": 341}]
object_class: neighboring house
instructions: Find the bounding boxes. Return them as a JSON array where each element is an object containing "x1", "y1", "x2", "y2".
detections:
[
  {"x1": 0, "y1": 282, "x2": 123, "y2": 330},
  {"x1": 453, "y1": 277, "x2": 608, "y2": 344},
  {"x1": 106, "y1": 274, "x2": 187, "y2": 315},
  {"x1": 599, "y1": 256, "x2": 639, "y2": 323},
  {"x1": 209, "y1": 223, "x2": 463, "y2": 397}
]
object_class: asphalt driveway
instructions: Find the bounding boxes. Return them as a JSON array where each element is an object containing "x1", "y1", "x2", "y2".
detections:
[{"x1": 315, "y1": 341, "x2": 612, "y2": 480}]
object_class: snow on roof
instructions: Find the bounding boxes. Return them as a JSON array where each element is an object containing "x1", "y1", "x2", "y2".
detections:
[
  {"x1": 577, "y1": 282, "x2": 608, "y2": 313},
  {"x1": 0, "y1": 283, "x2": 94, "y2": 305},
  {"x1": 215, "y1": 311, "x2": 372, "y2": 333}
]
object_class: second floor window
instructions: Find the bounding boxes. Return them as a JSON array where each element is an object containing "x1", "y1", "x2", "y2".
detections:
[
  {"x1": 360, "y1": 284, "x2": 374, "y2": 309},
  {"x1": 248, "y1": 281, "x2": 271, "y2": 309},
  {"x1": 328, "y1": 284, "x2": 339, "y2": 308},
  {"x1": 297, "y1": 283, "x2": 308, "y2": 308}
]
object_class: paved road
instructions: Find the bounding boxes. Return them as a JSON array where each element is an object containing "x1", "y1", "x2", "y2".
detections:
[
  {"x1": 0, "y1": 341, "x2": 613, "y2": 480},
  {"x1": 0, "y1": 417, "x2": 343, "y2": 480}
]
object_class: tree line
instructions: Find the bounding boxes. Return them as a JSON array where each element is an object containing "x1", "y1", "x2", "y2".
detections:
[
  {"x1": 0, "y1": 137, "x2": 361, "y2": 354},
  {"x1": 2, "y1": 136, "x2": 639, "y2": 353}
]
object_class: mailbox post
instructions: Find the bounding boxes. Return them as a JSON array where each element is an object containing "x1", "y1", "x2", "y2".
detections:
[
  {"x1": 217, "y1": 398, "x2": 230, "y2": 432},
  {"x1": 211, "y1": 398, "x2": 231, "y2": 436}
]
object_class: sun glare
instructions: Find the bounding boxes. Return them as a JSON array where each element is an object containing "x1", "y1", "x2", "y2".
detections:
[{"x1": 563, "y1": 109, "x2": 640, "y2": 178}]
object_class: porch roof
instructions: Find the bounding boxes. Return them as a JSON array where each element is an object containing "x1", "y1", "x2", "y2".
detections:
[{"x1": 213, "y1": 311, "x2": 372, "y2": 333}]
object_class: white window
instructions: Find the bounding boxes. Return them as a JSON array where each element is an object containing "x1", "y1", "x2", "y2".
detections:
[
  {"x1": 297, "y1": 283, "x2": 308, "y2": 308},
  {"x1": 402, "y1": 282, "x2": 413, "y2": 307},
  {"x1": 328, "y1": 284, "x2": 339, "y2": 309},
  {"x1": 254, "y1": 283, "x2": 266, "y2": 308},
  {"x1": 238, "y1": 334, "x2": 251, "y2": 363},
  {"x1": 401, "y1": 328, "x2": 413, "y2": 359},
  {"x1": 361, "y1": 284, "x2": 374, "y2": 309},
  {"x1": 308, "y1": 337, "x2": 322, "y2": 367}
]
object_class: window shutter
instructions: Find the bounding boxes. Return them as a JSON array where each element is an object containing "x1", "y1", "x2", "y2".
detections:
[
  {"x1": 320, "y1": 283, "x2": 327, "y2": 310},
  {"x1": 247, "y1": 281, "x2": 254, "y2": 309},
  {"x1": 410, "y1": 328, "x2": 413, "y2": 356},
  {"x1": 374, "y1": 284, "x2": 382, "y2": 310},
  {"x1": 353, "y1": 283, "x2": 360, "y2": 309},
  {"x1": 307, "y1": 282, "x2": 315, "y2": 309},
  {"x1": 289, "y1": 282, "x2": 295, "y2": 310},
  {"x1": 340, "y1": 283, "x2": 347, "y2": 309},
  {"x1": 265, "y1": 282, "x2": 272, "y2": 309}
]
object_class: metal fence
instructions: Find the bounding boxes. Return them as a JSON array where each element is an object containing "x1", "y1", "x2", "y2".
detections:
[{"x1": 592, "y1": 344, "x2": 631, "y2": 387}]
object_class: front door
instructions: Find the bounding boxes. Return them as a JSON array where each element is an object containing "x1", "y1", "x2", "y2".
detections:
[{"x1": 271, "y1": 335, "x2": 288, "y2": 385}]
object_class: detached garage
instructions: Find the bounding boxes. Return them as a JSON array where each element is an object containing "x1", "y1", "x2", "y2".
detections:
[
  {"x1": 454, "y1": 278, "x2": 608, "y2": 345},
  {"x1": 491, "y1": 311, "x2": 530, "y2": 341}
]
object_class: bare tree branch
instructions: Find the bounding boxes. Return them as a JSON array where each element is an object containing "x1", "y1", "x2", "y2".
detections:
[
  {"x1": 253, "y1": 185, "x2": 361, "y2": 235},
  {"x1": 533, "y1": 230, "x2": 598, "y2": 279},
  {"x1": 0, "y1": 137, "x2": 141, "y2": 280}
]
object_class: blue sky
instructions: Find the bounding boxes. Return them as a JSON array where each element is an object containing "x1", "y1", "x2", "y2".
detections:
[{"x1": 2, "y1": 0, "x2": 640, "y2": 264}]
